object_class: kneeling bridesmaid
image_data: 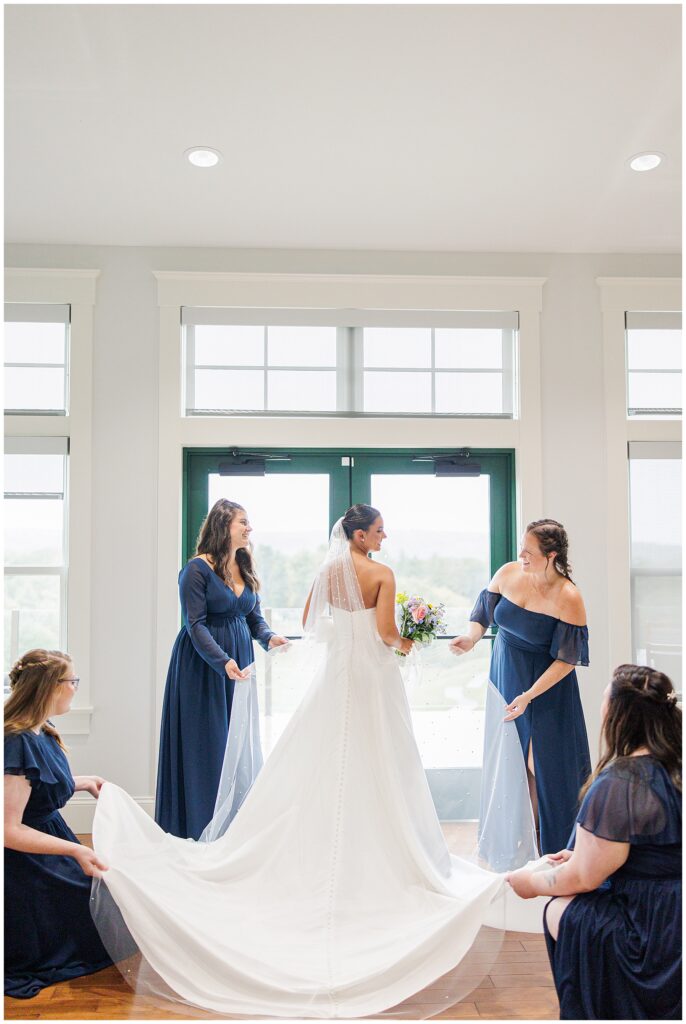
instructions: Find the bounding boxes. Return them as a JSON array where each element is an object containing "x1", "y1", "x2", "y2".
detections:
[
  {"x1": 507, "y1": 665, "x2": 681, "y2": 1021},
  {"x1": 4, "y1": 649, "x2": 111, "y2": 999}
]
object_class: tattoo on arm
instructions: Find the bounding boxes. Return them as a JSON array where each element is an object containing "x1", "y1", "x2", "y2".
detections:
[{"x1": 542, "y1": 867, "x2": 563, "y2": 890}]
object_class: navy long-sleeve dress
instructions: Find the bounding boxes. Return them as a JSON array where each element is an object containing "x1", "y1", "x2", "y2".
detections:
[
  {"x1": 546, "y1": 756, "x2": 682, "y2": 1020},
  {"x1": 4, "y1": 730, "x2": 111, "y2": 998},
  {"x1": 471, "y1": 590, "x2": 591, "y2": 856},
  {"x1": 155, "y1": 558, "x2": 274, "y2": 840}
]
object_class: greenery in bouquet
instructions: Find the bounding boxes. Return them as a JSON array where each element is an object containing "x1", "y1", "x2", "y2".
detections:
[{"x1": 395, "y1": 592, "x2": 448, "y2": 655}]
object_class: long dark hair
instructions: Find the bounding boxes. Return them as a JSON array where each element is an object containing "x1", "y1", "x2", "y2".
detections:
[
  {"x1": 4, "y1": 649, "x2": 71, "y2": 751},
  {"x1": 526, "y1": 518, "x2": 574, "y2": 583},
  {"x1": 581, "y1": 664, "x2": 681, "y2": 799},
  {"x1": 195, "y1": 499, "x2": 260, "y2": 592},
  {"x1": 341, "y1": 504, "x2": 381, "y2": 540}
]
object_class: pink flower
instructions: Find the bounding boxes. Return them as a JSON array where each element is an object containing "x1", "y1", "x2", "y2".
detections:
[{"x1": 411, "y1": 604, "x2": 428, "y2": 623}]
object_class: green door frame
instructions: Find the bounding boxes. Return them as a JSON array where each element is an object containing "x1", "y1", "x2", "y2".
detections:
[
  {"x1": 183, "y1": 446, "x2": 515, "y2": 820},
  {"x1": 183, "y1": 447, "x2": 516, "y2": 578}
]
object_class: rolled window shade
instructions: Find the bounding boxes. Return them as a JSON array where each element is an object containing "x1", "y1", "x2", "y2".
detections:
[
  {"x1": 5, "y1": 303, "x2": 70, "y2": 325},
  {"x1": 182, "y1": 307, "x2": 519, "y2": 330}
]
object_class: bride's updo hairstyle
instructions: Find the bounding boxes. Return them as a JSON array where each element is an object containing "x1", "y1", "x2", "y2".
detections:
[
  {"x1": 581, "y1": 664, "x2": 681, "y2": 799},
  {"x1": 195, "y1": 499, "x2": 260, "y2": 592},
  {"x1": 526, "y1": 518, "x2": 574, "y2": 583},
  {"x1": 4, "y1": 649, "x2": 71, "y2": 750},
  {"x1": 341, "y1": 504, "x2": 381, "y2": 541}
]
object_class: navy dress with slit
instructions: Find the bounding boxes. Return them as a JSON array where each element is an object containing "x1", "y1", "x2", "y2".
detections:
[
  {"x1": 545, "y1": 756, "x2": 681, "y2": 1020},
  {"x1": 4, "y1": 730, "x2": 111, "y2": 998},
  {"x1": 471, "y1": 590, "x2": 591, "y2": 855},
  {"x1": 155, "y1": 558, "x2": 274, "y2": 840}
]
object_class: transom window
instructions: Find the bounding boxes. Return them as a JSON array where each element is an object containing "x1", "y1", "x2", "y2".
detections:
[
  {"x1": 4, "y1": 304, "x2": 70, "y2": 415},
  {"x1": 625, "y1": 312, "x2": 682, "y2": 419},
  {"x1": 183, "y1": 308, "x2": 518, "y2": 418}
]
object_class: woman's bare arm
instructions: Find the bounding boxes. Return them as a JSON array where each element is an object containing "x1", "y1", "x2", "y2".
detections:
[
  {"x1": 4, "y1": 774, "x2": 109, "y2": 876},
  {"x1": 507, "y1": 822, "x2": 629, "y2": 898},
  {"x1": 375, "y1": 569, "x2": 411, "y2": 652}
]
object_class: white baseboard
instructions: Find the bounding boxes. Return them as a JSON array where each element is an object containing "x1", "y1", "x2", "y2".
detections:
[{"x1": 64, "y1": 794, "x2": 155, "y2": 833}]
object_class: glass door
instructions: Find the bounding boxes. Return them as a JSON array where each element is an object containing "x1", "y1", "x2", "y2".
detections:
[
  {"x1": 184, "y1": 448, "x2": 515, "y2": 816},
  {"x1": 185, "y1": 450, "x2": 351, "y2": 753},
  {"x1": 351, "y1": 451, "x2": 514, "y2": 818}
]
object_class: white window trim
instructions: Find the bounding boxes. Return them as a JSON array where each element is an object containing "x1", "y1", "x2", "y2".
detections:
[
  {"x1": 597, "y1": 277, "x2": 682, "y2": 670},
  {"x1": 4, "y1": 268, "x2": 99, "y2": 734},
  {"x1": 153, "y1": 271, "x2": 546, "y2": 767},
  {"x1": 184, "y1": 313, "x2": 517, "y2": 418}
]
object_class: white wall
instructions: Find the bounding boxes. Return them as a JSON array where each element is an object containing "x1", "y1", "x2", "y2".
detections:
[{"x1": 5, "y1": 243, "x2": 680, "y2": 828}]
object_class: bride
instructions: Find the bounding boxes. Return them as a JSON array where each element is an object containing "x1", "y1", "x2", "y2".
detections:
[{"x1": 92, "y1": 505, "x2": 511, "y2": 1019}]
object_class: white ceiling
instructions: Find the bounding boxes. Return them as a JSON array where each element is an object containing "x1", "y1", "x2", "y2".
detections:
[{"x1": 5, "y1": 3, "x2": 681, "y2": 252}]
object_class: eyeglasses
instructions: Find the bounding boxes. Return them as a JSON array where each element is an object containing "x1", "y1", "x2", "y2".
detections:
[{"x1": 59, "y1": 677, "x2": 80, "y2": 690}]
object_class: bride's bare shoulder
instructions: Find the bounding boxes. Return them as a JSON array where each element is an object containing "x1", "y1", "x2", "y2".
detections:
[{"x1": 372, "y1": 562, "x2": 395, "y2": 583}]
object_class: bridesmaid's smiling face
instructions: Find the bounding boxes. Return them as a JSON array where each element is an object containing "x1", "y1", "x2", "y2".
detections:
[
  {"x1": 518, "y1": 532, "x2": 556, "y2": 575},
  {"x1": 229, "y1": 508, "x2": 253, "y2": 550}
]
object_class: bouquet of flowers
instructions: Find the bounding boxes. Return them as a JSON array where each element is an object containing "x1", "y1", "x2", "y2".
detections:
[{"x1": 395, "y1": 592, "x2": 448, "y2": 654}]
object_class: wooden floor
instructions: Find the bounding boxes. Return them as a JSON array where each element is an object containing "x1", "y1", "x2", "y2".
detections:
[{"x1": 5, "y1": 827, "x2": 558, "y2": 1021}]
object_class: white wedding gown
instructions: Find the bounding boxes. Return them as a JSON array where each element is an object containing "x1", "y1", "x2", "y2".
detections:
[{"x1": 93, "y1": 537, "x2": 529, "y2": 1018}]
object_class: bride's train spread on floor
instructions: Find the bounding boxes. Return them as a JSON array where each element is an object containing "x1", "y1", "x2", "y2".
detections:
[{"x1": 91, "y1": 526, "x2": 542, "y2": 1018}]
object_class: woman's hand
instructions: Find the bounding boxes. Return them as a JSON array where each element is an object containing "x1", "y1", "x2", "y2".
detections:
[
  {"x1": 503, "y1": 692, "x2": 532, "y2": 722},
  {"x1": 547, "y1": 848, "x2": 573, "y2": 865},
  {"x1": 73, "y1": 845, "x2": 109, "y2": 879},
  {"x1": 78, "y1": 776, "x2": 106, "y2": 799},
  {"x1": 397, "y1": 637, "x2": 415, "y2": 656},
  {"x1": 449, "y1": 636, "x2": 475, "y2": 656},
  {"x1": 268, "y1": 635, "x2": 289, "y2": 650},
  {"x1": 505, "y1": 867, "x2": 538, "y2": 899},
  {"x1": 225, "y1": 660, "x2": 251, "y2": 681}
]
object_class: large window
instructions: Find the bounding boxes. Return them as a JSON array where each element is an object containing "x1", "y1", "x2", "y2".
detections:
[
  {"x1": 626, "y1": 312, "x2": 681, "y2": 419},
  {"x1": 182, "y1": 308, "x2": 518, "y2": 418},
  {"x1": 4, "y1": 304, "x2": 70, "y2": 415},
  {"x1": 629, "y1": 442, "x2": 682, "y2": 691},
  {"x1": 4, "y1": 438, "x2": 69, "y2": 680}
]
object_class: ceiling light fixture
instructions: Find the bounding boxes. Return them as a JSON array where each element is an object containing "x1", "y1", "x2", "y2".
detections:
[
  {"x1": 628, "y1": 152, "x2": 663, "y2": 172},
  {"x1": 185, "y1": 147, "x2": 222, "y2": 168}
]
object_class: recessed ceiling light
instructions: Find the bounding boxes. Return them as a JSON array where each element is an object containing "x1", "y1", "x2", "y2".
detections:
[
  {"x1": 628, "y1": 152, "x2": 662, "y2": 172},
  {"x1": 185, "y1": 147, "x2": 222, "y2": 168}
]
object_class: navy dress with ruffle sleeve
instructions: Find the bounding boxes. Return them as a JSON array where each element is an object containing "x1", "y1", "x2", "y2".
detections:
[
  {"x1": 470, "y1": 590, "x2": 591, "y2": 854},
  {"x1": 546, "y1": 756, "x2": 682, "y2": 1019},
  {"x1": 155, "y1": 558, "x2": 274, "y2": 840},
  {"x1": 4, "y1": 730, "x2": 111, "y2": 998}
]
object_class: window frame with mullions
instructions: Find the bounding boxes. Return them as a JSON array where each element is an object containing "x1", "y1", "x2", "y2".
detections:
[
  {"x1": 182, "y1": 307, "x2": 519, "y2": 418},
  {"x1": 4, "y1": 303, "x2": 71, "y2": 415},
  {"x1": 3, "y1": 436, "x2": 69, "y2": 694},
  {"x1": 625, "y1": 311, "x2": 682, "y2": 420}
]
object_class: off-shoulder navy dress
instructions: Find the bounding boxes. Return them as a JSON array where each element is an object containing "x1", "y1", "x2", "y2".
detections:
[
  {"x1": 546, "y1": 756, "x2": 682, "y2": 1020},
  {"x1": 155, "y1": 558, "x2": 274, "y2": 840},
  {"x1": 471, "y1": 590, "x2": 591, "y2": 855},
  {"x1": 4, "y1": 730, "x2": 111, "y2": 998}
]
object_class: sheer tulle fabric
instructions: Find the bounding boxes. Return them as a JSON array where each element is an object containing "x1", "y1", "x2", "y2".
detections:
[{"x1": 91, "y1": 523, "x2": 540, "y2": 1018}]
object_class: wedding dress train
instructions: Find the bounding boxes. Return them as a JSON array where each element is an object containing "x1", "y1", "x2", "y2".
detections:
[{"x1": 92, "y1": 531, "x2": 522, "y2": 1018}]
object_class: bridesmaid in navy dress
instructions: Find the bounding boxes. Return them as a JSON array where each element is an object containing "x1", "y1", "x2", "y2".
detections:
[
  {"x1": 4, "y1": 649, "x2": 111, "y2": 998},
  {"x1": 155, "y1": 499, "x2": 288, "y2": 840},
  {"x1": 507, "y1": 664, "x2": 681, "y2": 1020},
  {"x1": 451, "y1": 519, "x2": 591, "y2": 857}
]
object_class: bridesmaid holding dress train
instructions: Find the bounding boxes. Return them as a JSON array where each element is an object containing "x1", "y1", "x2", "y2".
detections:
[
  {"x1": 4, "y1": 649, "x2": 111, "y2": 998},
  {"x1": 451, "y1": 519, "x2": 591, "y2": 861}
]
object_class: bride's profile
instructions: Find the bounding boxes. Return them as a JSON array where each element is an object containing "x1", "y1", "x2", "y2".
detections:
[{"x1": 91, "y1": 505, "x2": 516, "y2": 1019}]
